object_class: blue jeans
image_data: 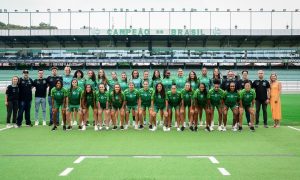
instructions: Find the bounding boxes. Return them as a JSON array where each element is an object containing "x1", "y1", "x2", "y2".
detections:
[
  {"x1": 17, "y1": 100, "x2": 32, "y2": 126},
  {"x1": 35, "y1": 97, "x2": 46, "y2": 122},
  {"x1": 48, "y1": 96, "x2": 59, "y2": 124}
]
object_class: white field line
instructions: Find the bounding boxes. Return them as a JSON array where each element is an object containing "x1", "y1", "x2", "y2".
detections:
[
  {"x1": 133, "y1": 156, "x2": 162, "y2": 159},
  {"x1": 287, "y1": 126, "x2": 300, "y2": 131},
  {"x1": 59, "y1": 168, "x2": 74, "y2": 176},
  {"x1": 74, "y1": 156, "x2": 109, "y2": 164},
  {"x1": 0, "y1": 127, "x2": 12, "y2": 131},
  {"x1": 218, "y1": 168, "x2": 231, "y2": 176},
  {"x1": 186, "y1": 156, "x2": 219, "y2": 164}
]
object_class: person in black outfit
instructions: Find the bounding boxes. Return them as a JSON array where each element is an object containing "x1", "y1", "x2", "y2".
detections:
[
  {"x1": 221, "y1": 70, "x2": 239, "y2": 91},
  {"x1": 237, "y1": 70, "x2": 253, "y2": 125},
  {"x1": 5, "y1": 76, "x2": 19, "y2": 128},
  {"x1": 16, "y1": 70, "x2": 34, "y2": 127},
  {"x1": 252, "y1": 70, "x2": 270, "y2": 128},
  {"x1": 46, "y1": 67, "x2": 63, "y2": 126},
  {"x1": 33, "y1": 69, "x2": 48, "y2": 126}
]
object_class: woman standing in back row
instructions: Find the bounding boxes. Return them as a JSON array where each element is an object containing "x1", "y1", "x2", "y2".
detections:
[{"x1": 270, "y1": 73, "x2": 282, "y2": 128}]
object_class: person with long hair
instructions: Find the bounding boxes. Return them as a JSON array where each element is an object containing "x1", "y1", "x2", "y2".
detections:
[
  {"x1": 239, "y1": 81, "x2": 256, "y2": 132},
  {"x1": 5, "y1": 76, "x2": 19, "y2": 128},
  {"x1": 193, "y1": 83, "x2": 211, "y2": 132},
  {"x1": 119, "y1": 72, "x2": 129, "y2": 91},
  {"x1": 66, "y1": 79, "x2": 83, "y2": 130},
  {"x1": 108, "y1": 71, "x2": 119, "y2": 92},
  {"x1": 151, "y1": 70, "x2": 162, "y2": 89},
  {"x1": 139, "y1": 80, "x2": 153, "y2": 127},
  {"x1": 131, "y1": 69, "x2": 142, "y2": 89},
  {"x1": 124, "y1": 82, "x2": 141, "y2": 129},
  {"x1": 109, "y1": 83, "x2": 125, "y2": 130},
  {"x1": 180, "y1": 82, "x2": 195, "y2": 131},
  {"x1": 97, "y1": 69, "x2": 109, "y2": 89},
  {"x1": 85, "y1": 70, "x2": 97, "y2": 90},
  {"x1": 141, "y1": 70, "x2": 152, "y2": 90},
  {"x1": 73, "y1": 69, "x2": 86, "y2": 90},
  {"x1": 80, "y1": 84, "x2": 97, "y2": 131},
  {"x1": 187, "y1": 71, "x2": 199, "y2": 91},
  {"x1": 150, "y1": 83, "x2": 168, "y2": 131},
  {"x1": 207, "y1": 79, "x2": 225, "y2": 131},
  {"x1": 51, "y1": 80, "x2": 67, "y2": 131},
  {"x1": 173, "y1": 68, "x2": 186, "y2": 91},
  {"x1": 269, "y1": 73, "x2": 282, "y2": 128},
  {"x1": 223, "y1": 82, "x2": 240, "y2": 132},
  {"x1": 96, "y1": 83, "x2": 110, "y2": 130},
  {"x1": 166, "y1": 84, "x2": 181, "y2": 131}
]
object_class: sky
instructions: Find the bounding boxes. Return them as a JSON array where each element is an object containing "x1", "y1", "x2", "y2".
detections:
[{"x1": 0, "y1": 0, "x2": 300, "y2": 29}]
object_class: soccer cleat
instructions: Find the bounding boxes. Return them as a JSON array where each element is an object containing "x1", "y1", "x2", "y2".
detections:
[
  {"x1": 78, "y1": 125, "x2": 82, "y2": 130},
  {"x1": 105, "y1": 126, "x2": 109, "y2": 130},
  {"x1": 163, "y1": 126, "x2": 167, "y2": 132},
  {"x1": 67, "y1": 126, "x2": 72, "y2": 130},
  {"x1": 112, "y1": 126, "x2": 118, "y2": 130},
  {"x1": 180, "y1": 126, "x2": 185, "y2": 131},
  {"x1": 124, "y1": 125, "x2": 128, "y2": 130},
  {"x1": 139, "y1": 125, "x2": 144, "y2": 130},
  {"x1": 134, "y1": 125, "x2": 138, "y2": 130},
  {"x1": 94, "y1": 125, "x2": 98, "y2": 131},
  {"x1": 218, "y1": 126, "x2": 223, "y2": 131},
  {"x1": 189, "y1": 126, "x2": 194, "y2": 131},
  {"x1": 120, "y1": 126, "x2": 124, "y2": 130},
  {"x1": 82, "y1": 125, "x2": 86, "y2": 131},
  {"x1": 238, "y1": 126, "x2": 243, "y2": 131},
  {"x1": 149, "y1": 124, "x2": 153, "y2": 130},
  {"x1": 153, "y1": 126, "x2": 157, "y2": 131},
  {"x1": 222, "y1": 127, "x2": 227, "y2": 132},
  {"x1": 194, "y1": 126, "x2": 198, "y2": 132},
  {"x1": 177, "y1": 128, "x2": 181, "y2": 131},
  {"x1": 42, "y1": 121, "x2": 46, "y2": 126},
  {"x1": 264, "y1": 125, "x2": 269, "y2": 128},
  {"x1": 63, "y1": 125, "x2": 66, "y2": 131},
  {"x1": 99, "y1": 126, "x2": 103, "y2": 130},
  {"x1": 72, "y1": 121, "x2": 77, "y2": 126},
  {"x1": 250, "y1": 126, "x2": 255, "y2": 132},
  {"x1": 209, "y1": 126, "x2": 214, "y2": 131},
  {"x1": 167, "y1": 127, "x2": 171, "y2": 131},
  {"x1": 51, "y1": 126, "x2": 57, "y2": 131},
  {"x1": 205, "y1": 126, "x2": 211, "y2": 132},
  {"x1": 35, "y1": 121, "x2": 39, "y2": 126}
]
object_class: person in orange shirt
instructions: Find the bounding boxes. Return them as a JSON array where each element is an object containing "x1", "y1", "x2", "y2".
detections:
[{"x1": 270, "y1": 73, "x2": 282, "y2": 128}]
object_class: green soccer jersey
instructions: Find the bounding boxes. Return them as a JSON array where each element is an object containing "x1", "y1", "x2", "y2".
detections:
[
  {"x1": 109, "y1": 91, "x2": 125, "y2": 108},
  {"x1": 124, "y1": 89, "x2": 139, "y2": 106},
  {"x1": 119, "y1": 80, "x2": 129, "y2": 91},
  {"x1": 166, "y1": 91, "x2": 181, "y2": 107},
  {"x1": 108, "y1": 79, "x2": 119, "y2": 92},
  {"x1": 162, "y1": 78, "x2": 173, "y2": 92},
  {"x1": 68, "y1": 87, "x2": 83, "y2": 106},
  {"x1": 82, "y1": 91, "x2": 96, "y2": 106},
  {"x1": 51, "y1": 87, "x2": 67, "y2": 105},
  {"x1": 189, "y1": 80, "x2": 199, "y2": 91},
  {"x1": 181, "y1": 89, "x2": 194, "y2": 107},
  {"x1": 77, "y1": 78, "x2": 86, "y2": 90},
  {"x1": 151, "y1": 78, "x2": 162, "y2": 89},
  {"x1": 173, "y1": 76, "x2": 186, "y2": 91},
  {"x1": 131, "y1": 78, "x2": 142, "y2": 89},
  {"x1": 199, "y1": 76, "x2": 212, "y2": 90},
  {"x1": 224, "y1": 91, "x2": 240, "y2": 107},
  {"x1": 207, "y1": 89, "x2": 225, "y2": 106},
  {"x1": 239, "y1": 89, "x2": 256, "y2": 106},
  {"x1": 193, "y1": 89, "x2": 207, "y2": 107},
  {"x1": 151, "y1": 92, "x2": 166, "y2": 109},
  {"x1": 97, "y1": 91, "x2": 109, "y2": 107},
  {"x1": 85, "y1": 77, "x2": 97, "y2": 90},
  {"x1": 139, "y1": 88, "x2": 153, "y2": 107},
  {"x1": 63, "y1": 75, "x2": 73, "y2": 90}
]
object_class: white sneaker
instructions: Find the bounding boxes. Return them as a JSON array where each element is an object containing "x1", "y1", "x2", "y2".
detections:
[
  {"x1": 177, "y1": 128, "x2": 181, "y2": 131},
  {"x1": 106, "y1": 126, "x2": 109, "y2": 130},
  {"x1": 163, "y1": 126, "x2": 167, "y2": 131},
  {"x1": 35, "y1": 121, "x2": 39, "y2": 126},
  {"x1": 218, "y1": 126, "x2": 223, "y2": 131},
  {"x1": 150, "y1": 126, "x2": 157, "y2": 131},
  {"x1": 82, "y1": 125, "x2": 86, "y2": 131},
  {"x1": 134, "y1": 125, "x2": 138, "y2": 130},
  {"x1": 94, "y1": 125, "x2": 98, "y2": 131},
  {"x1": 124, "y1": 125, "x2": 128, "y2": 130},
  {"x1": 6, "y1": 124, "x2": 12, "y2": 128},
  {"x1": 210, "y1": 126, "x2": 214, "y2": 131},
  {"x1": 13, "y1": 124, "x2": 18, "y2": 128},
  {"x1": 42, "y1": 121, "x2": 46, "y2": 126},
  {"x1": 99, "y1": 126, "x2": 103, "y2": 130},
  {"x1": 232, "y1": 126, "x2": 238, "y2": 132},
  {"x1": 72, "y1": 121, "x2": 77, "y2": 126},
  {"x1": 222, "y1": 126, "x2": 227, "y2": 132},
  {"x1": 167, "y1": 127, "x2": 171, "y2": 131}
]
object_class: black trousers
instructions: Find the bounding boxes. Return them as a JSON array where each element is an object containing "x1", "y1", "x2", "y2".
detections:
[
  {"x1": 7, "y1": 100, "x2": 18, "y2": 124},
  {"x1": 255, "y1": 100, "x2": 268, "y2": 125},
  {"x1": 17, "y1": 100, "x2": 32, "y2": 126}
]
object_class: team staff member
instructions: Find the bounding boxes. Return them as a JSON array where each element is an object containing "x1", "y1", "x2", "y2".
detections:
[
  {"x1": 239, "y1": 81, "x2": 256, "y2": 132},
  {"x1": 221, "y1": 70, "x2": 239, "y2": 92},
  {"x1": 252, "y1": 70, "x2": 270, "y2": 128},
  {"x1": 33, "y1": 69, "x2": 48, "y2": 126},
  {"x1": 17, "y1": 70, "x2": 34, "y2": 127},
  {"x1": 51, "y1": 80, "x2": 67, "y2": 131},
  {"x1": 47, "y1": 67, "x2": 63, "y2": 126},
  {"x1": 5, "y1": 76, "x2": 19, "y2": 128}
]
